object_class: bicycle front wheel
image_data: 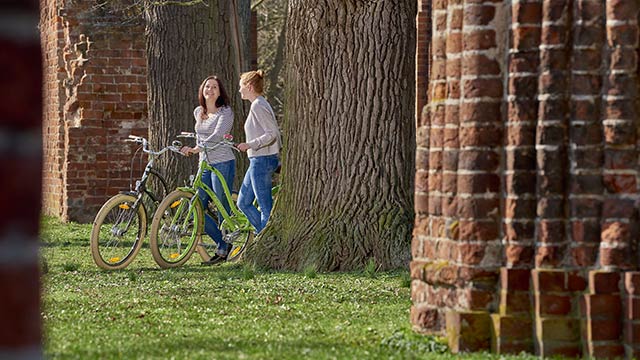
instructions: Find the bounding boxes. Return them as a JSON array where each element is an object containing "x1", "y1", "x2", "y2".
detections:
[
  {"x1": 90, "y1": 193, "x2": 146, "y2": 270},
  {"x1": 149, "y1": 190, "x2": 203, "y2": 268}
]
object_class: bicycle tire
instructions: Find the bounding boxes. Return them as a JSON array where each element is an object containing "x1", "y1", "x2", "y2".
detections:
[
  {"x1": 90, "y1": 193, "x2": 146, "y2": 270},
  {"x1": 149, "y1": 190, "x2": 203, "y2": 268}
]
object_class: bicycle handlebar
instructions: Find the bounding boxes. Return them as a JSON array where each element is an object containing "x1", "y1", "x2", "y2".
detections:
[
  {"x1": 178, "y1": 131, "x2": 240, "y2": 153},
  {"x1": 123, "y1": 135, "x2": 185, "y2": 157}
]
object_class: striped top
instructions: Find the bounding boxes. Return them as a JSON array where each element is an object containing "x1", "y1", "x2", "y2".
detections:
[{"x1": 193, "y1": 105, "x2": 235, "y2": 164}]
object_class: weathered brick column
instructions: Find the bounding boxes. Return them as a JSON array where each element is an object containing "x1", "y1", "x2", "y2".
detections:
[
  {"x1": 535, "y1": 0, "x2": 570, "y2": 268},
  {"x1": 599, "y1": 0, "x2": 639, "y2": 269},
  {"x1": 411, "y1": 0, "x2": 447, "y2": 334},
  {"x1": 0, "y1": 1, "x2": 43, "y2": 358},
  {"x1": 412, "y1": 0, "x2": 640, "y2": 358},
  {"x1": 568, "y1": 0, "x2": 604, "y2": 268}
]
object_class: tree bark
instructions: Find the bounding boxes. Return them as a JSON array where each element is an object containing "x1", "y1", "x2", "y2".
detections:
[
  {"x1": 245, "y1": 0, "x2": 416, "y2": 271},
  {"x1": 144, "y1": 0, "x2": 251, "y2": 189}
]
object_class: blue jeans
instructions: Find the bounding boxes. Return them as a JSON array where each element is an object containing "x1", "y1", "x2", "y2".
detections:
[
  {"x1": 237, "y1": 154, "x2": 279, "y2": 233},
  {"x1": 198, "y1": 159, "x2": 235, "y2": 255}
]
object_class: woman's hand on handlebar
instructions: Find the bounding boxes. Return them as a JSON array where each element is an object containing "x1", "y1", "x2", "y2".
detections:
[
  {"x1": 180, "y1": 146, "x2": 198, "y2": 156},
  {"x1": 236, "y1": 143, "x2": 250, "y2": 152}
]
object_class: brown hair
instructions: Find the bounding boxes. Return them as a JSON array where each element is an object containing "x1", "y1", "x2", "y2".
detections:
[
  {"x1": 198, "y1": 75, "x2": 230, "y2": 111},
  {"x1": 240, "y1": 70, "x2": 265, "y2": 94}
]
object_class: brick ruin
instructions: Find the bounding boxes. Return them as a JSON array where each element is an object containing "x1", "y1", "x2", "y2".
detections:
[
  {"x1": 412, "y1": 0, "x2": 640, "y2": 358},
  {"x1": 40, "y1": 0, "x2": 147, "y2": 222}
]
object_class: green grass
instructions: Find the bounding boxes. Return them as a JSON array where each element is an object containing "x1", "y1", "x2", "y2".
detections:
[{"x1": 41, "y1": 216, "x2": 539, "y2": 360}]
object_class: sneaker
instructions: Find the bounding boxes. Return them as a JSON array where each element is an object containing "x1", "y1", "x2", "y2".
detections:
[{"x1": 201, "y1": 254, "x2": 227, "y2": 266}]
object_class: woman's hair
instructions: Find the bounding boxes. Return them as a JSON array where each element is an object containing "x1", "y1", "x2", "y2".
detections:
[
  {"x1": 198, "y1": 75, "x2": 230, "y2": 111},
  {"x1": 240, "y1": 70, "x2": 265, "y2": 94}
]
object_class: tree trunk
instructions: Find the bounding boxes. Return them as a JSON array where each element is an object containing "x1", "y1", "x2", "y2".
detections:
[
  {"x1": 144, "y1": 0, "x2": 251, "y2": 190},
  {"x1": 245, "y1": 0, "x2": 416, "y2": 271}
]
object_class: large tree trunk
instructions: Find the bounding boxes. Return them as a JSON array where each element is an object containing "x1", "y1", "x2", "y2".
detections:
[
  {"x1": 245, "y1": 0, "x2": 416, "y2": 271},
  {"x1": 144, "y1": 0, "x2": 251, "y2": 189}
]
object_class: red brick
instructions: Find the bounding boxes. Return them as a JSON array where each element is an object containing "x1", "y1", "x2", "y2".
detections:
[
  {"x1": 532, "y1": 269, "x2": 566, "y2": 292},
  {"x1": 446, "y1": 310, "x2": 491, "y2": 353},
  {"x1": 504, "y1": 244, "x2": 535, "y2": 267},
  {"x1": 625, "y1": 272, "x2": 640, "y2": 295},
  {"x1": 588, "y1": 343, "x2": 625, "y2": 359},
  {"x1": 586, "y1": 318, "x2": 622, "y2": 341},
  {"x1": 491, "y1": 314, "x2": 533, "y2": 342},
  {"x1": 536, "y1": 318, "x2": 581, "y2": 342},
  {"x1": 589, "y1": 271, "x2": 621, "y2": 294},
  {"x1": 411, "y1": 305, "x2": 442, "y2": 332},
  {"x1": 500, "y1": 290, "x2": 532, "y2": 315},
  {"x1": 582, "y1": 294, "x2": 622, "y2": 319},
  {"x1": 500, "y1": 268, "x2": 530, "y2": 291},
  {"x1": 512, "y1": 2, "x2": 542, "y2": 24},
  {"x1": 463, "y1": 29, "x2": 497, "y2": 50},
  {"x1": 536, "y1": 294, "x2": 573, "y2": 316}
]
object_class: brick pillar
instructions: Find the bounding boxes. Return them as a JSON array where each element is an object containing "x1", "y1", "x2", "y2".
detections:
[
  {"x1": 0, "y1": 1, "x2": 43, "y2": 358},
  {"x1": 624, "y1": 272, "x2": 640, "y2": 358},
  {"x1": 443, "y1": 0, "x2": 504, "y2": 350},
  {"x1": 581, "y1": 271, "x2": 624, "y2": 359},
  {"x1": 535, "y1": 0, "x2": 571, "y2": 267},
  {"x1": 410, "y1": 0, "x2": 448, "y2": 334},
  {"x1": 568, "y1": 0, "x2": 604, "y2": 268},
  {"x1": 532, "y1": 269, "x2": 586, "y2": 357},
  {"x1": 504, "y1": 0, "x2": 541, "y2": 269},
  {"x1": 600, "y1": 0, "x2": 640, "y2": 269}
]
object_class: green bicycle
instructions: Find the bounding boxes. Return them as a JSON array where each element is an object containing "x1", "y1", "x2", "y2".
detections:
[{"x1": 148, "y1": 133, "x2": 253, "y2": 268}]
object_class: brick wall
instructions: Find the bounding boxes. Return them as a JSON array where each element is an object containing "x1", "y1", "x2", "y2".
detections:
[
  {"x1": 413, "y1": 1, "x2": 640, "y2": 358},
  {"x1": 40, "y1": 0, "x2": 147, "y2": 222},
  {"x1": 1, "y1": 0, "x2": 43, "y2": 357}
]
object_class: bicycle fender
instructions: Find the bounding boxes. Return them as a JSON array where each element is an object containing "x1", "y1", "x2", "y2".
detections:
[{"x1": 176, "y1": 187, "x2": 196, "y2": 194}]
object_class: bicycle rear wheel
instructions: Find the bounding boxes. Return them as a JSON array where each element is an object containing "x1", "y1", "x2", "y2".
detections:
[
  {"x1": 90, "y1": 194, "x2": 146, "y2": 270},
  {"x1": 149, "y1": 190, "x2": 202, "y2": 268}
]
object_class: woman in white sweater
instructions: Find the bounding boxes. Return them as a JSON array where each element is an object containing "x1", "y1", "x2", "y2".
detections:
[{"x1": 236, "y1": 70, "x2": 281, "y2": 233}]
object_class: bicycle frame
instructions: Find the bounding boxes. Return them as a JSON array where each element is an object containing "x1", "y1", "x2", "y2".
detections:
[
  {"x1": 175, "y1": 160, "x2": 253, "y2": 235},
  {"x1": 119, "y1": 136, "x2": 178, "y2": 232}
]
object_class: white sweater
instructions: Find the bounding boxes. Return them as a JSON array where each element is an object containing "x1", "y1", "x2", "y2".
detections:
[{"x1": 245, "y1": 96, "x2": 281, "y2": 158}]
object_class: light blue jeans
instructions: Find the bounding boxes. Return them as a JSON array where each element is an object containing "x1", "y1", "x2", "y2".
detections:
[
  {"x1": 198, "y1": 159, "x2": 235, "y2": 255},
  {"x1": 237, "y1": 154, "x2": 279, "y2": 233}
]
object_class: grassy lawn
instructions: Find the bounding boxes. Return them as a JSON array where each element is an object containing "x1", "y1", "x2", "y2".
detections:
[{"x1": 41, "y1": 217, "x2": 538, "y2": 359}]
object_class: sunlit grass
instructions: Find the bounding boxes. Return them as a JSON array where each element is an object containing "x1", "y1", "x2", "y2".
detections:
[{"x1": 41, "y1": 216, "x2": 539, "y2": 359}]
